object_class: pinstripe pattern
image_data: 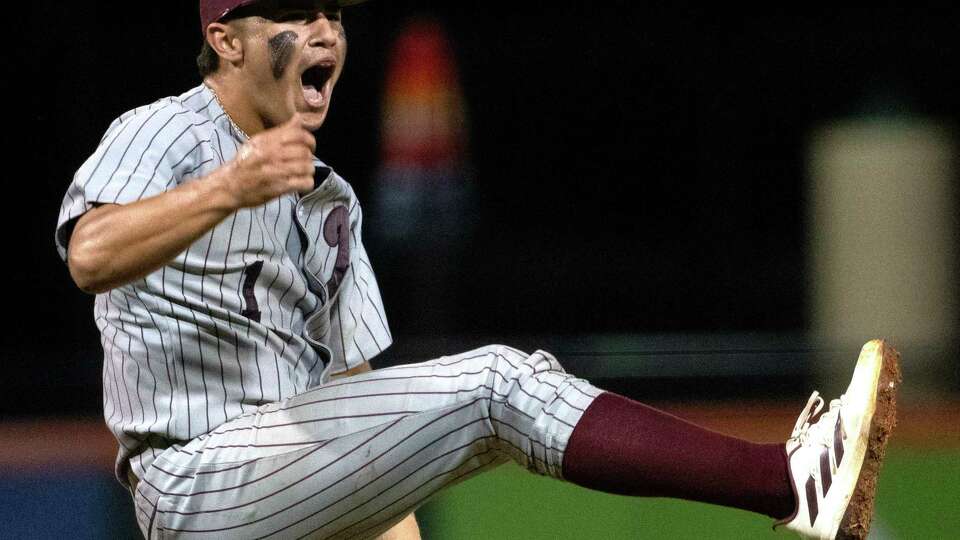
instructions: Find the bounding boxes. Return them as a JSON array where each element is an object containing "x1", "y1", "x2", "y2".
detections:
[
  {"x1": 56, "y1": 84, "x2": 392, "y2": 486},
  {"x1": 132, "y1": 346, "x2": 602, "y2": 539},
  {"x1": 58, "y1": 85, "x2": 604, "y2": 539}
]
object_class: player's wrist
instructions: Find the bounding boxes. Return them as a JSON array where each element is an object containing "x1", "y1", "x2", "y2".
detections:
[{"x1": 200, "y1": 163, "x2": 246, "y2": 213}]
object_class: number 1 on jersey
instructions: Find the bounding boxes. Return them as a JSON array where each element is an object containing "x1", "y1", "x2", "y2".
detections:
[{"x1": 241, "y1": 261, "x2": 264, "y2": 322}]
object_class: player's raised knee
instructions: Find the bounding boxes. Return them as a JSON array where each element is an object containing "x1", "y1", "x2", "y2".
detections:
[
  {"x1": 524, "y1": 349, "x2": 566, "y2": 374},
  {"x1": 473, "y1": 344, "x2": 529, "y2": 366},
  {"x1": 472, "y1": 345, "x2": 566, "y2": 375}
]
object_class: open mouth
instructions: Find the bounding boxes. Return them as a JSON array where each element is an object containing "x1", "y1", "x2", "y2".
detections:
[{"x1": 300, "y1": 64, "x2": 335, "y2": 108}]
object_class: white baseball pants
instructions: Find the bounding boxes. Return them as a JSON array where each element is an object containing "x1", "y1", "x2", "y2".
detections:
[{"x1": 133, "y1": 345, "x2": 603, "y2": 539}]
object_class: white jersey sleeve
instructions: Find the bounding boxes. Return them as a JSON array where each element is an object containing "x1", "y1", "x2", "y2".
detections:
[
  {"x1": 326, "y1": 201, "x2": 393, "y2": 374},
  {"x1": 55, "y1": 102, "x2": 211, "y2": 260}
]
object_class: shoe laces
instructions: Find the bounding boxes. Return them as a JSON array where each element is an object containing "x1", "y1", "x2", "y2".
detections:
[{"x1": 790, "y1": 391, "x2": 842, "y2": 447}]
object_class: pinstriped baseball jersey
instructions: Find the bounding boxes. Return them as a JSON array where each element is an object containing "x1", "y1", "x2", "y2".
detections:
[{"x1": 55, "y1": 83, "x2": 392, "y2": 486}]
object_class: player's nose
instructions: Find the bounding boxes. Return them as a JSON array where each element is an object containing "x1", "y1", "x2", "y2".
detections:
[{"x1": 307, "y1": 13, "x2": 340, "y2": 49}]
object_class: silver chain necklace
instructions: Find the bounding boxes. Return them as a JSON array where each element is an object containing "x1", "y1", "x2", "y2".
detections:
[{"x1": 205, "y1": 82, "x2": 250, "y2": 141}]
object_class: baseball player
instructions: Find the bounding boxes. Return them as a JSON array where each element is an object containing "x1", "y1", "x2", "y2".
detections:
[{"x1": 56, "y1": 1, "x2": 900, "y2": 538}]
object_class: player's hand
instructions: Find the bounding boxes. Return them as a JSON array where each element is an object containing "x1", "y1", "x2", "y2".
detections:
[{"x1": 218, "y1": 114, "x2": 317, "y2": 208}]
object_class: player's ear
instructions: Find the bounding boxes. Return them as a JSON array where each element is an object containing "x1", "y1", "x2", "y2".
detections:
[{"x1": 205, "y1": 22, "x2": 245, "y2": 66}]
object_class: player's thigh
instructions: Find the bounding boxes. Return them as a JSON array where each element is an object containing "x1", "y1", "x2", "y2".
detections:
[
  {"x1": 135, "y1": 345, "x2": 547, "y2": 537},
  {"x1": 145, "y1": 345, "x2": 535, "y2": 476},
  {"x1": 141, "y1": 397, "x2": 509, "y2": 539}
]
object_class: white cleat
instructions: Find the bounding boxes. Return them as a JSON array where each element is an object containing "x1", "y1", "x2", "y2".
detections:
[{"x1": 775, "y1": 340, "x2": 901, "y2": 539}]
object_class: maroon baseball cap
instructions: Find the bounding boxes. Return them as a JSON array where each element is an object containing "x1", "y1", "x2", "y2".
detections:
[{"x1": 200, "y1": 0, "x2": 370, "y2": 33}]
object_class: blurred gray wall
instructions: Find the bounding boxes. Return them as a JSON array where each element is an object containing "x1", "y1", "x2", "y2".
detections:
[{"x1": 809, "y1": 118, "x2": 957, "y2": 396}]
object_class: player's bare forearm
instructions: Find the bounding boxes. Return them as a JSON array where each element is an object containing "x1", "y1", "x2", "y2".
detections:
[
  {"x1": 377, "y1": 513, "x2": 421, "y2": 540},
  {"x1": 67, "y1": 170, "x2": 238, "y2": 294},
  {"x1": 68, "y1": 115, "x2": 317, "y2": 294}
]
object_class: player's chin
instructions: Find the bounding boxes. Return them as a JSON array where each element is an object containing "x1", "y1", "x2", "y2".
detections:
[
  {"x1": 291, "y1": 96, "x2": 327, "y2": 130},
  {"x1": 298, "y1": 107, "x2": 329, "y2": 132}
]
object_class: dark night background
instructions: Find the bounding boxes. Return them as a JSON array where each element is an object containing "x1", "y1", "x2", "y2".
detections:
[{"x1": 6, "y1": 4, "x2": 959, "y2": 417}]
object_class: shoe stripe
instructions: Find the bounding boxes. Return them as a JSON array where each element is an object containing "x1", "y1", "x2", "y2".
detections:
[
  {"x1": 834, "y1": 414, "x2": 845, "y2": 465},
  {"x1": 819, "y1": 449, "x2": 832, "y2": 493},
  {"x1": 805, "y1": 475, "x2": 819, "y2": 526}
]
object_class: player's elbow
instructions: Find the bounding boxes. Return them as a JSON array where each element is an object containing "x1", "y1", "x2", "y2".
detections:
[
  {"x1": 68, "y1": 244, "x2": 111, "y2": 294},
  {"x1": 67, "y1": 230, "x2": 117, "y2": 294},
  {"x1": 66, "y1": 205, "x2": 129, "y2": 294}
]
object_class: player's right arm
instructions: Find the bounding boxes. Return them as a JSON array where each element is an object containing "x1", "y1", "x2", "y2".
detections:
[{"x1": 66, "y1": 114, "x2": 316, "y2": 294}]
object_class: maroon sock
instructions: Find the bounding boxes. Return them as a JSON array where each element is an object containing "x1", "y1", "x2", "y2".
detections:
[{"x1": 562, "y1": 391, "x2": 795, "y2": 519}]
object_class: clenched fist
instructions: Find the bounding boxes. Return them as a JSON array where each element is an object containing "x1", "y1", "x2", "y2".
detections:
[{"x1": 219, "y1": 114, "x2": 317, "y2": 208}]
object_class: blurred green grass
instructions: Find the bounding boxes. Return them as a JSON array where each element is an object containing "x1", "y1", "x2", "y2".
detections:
[{"x1": 417, "y1": 449, "x2": 959, "y2": 539}]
